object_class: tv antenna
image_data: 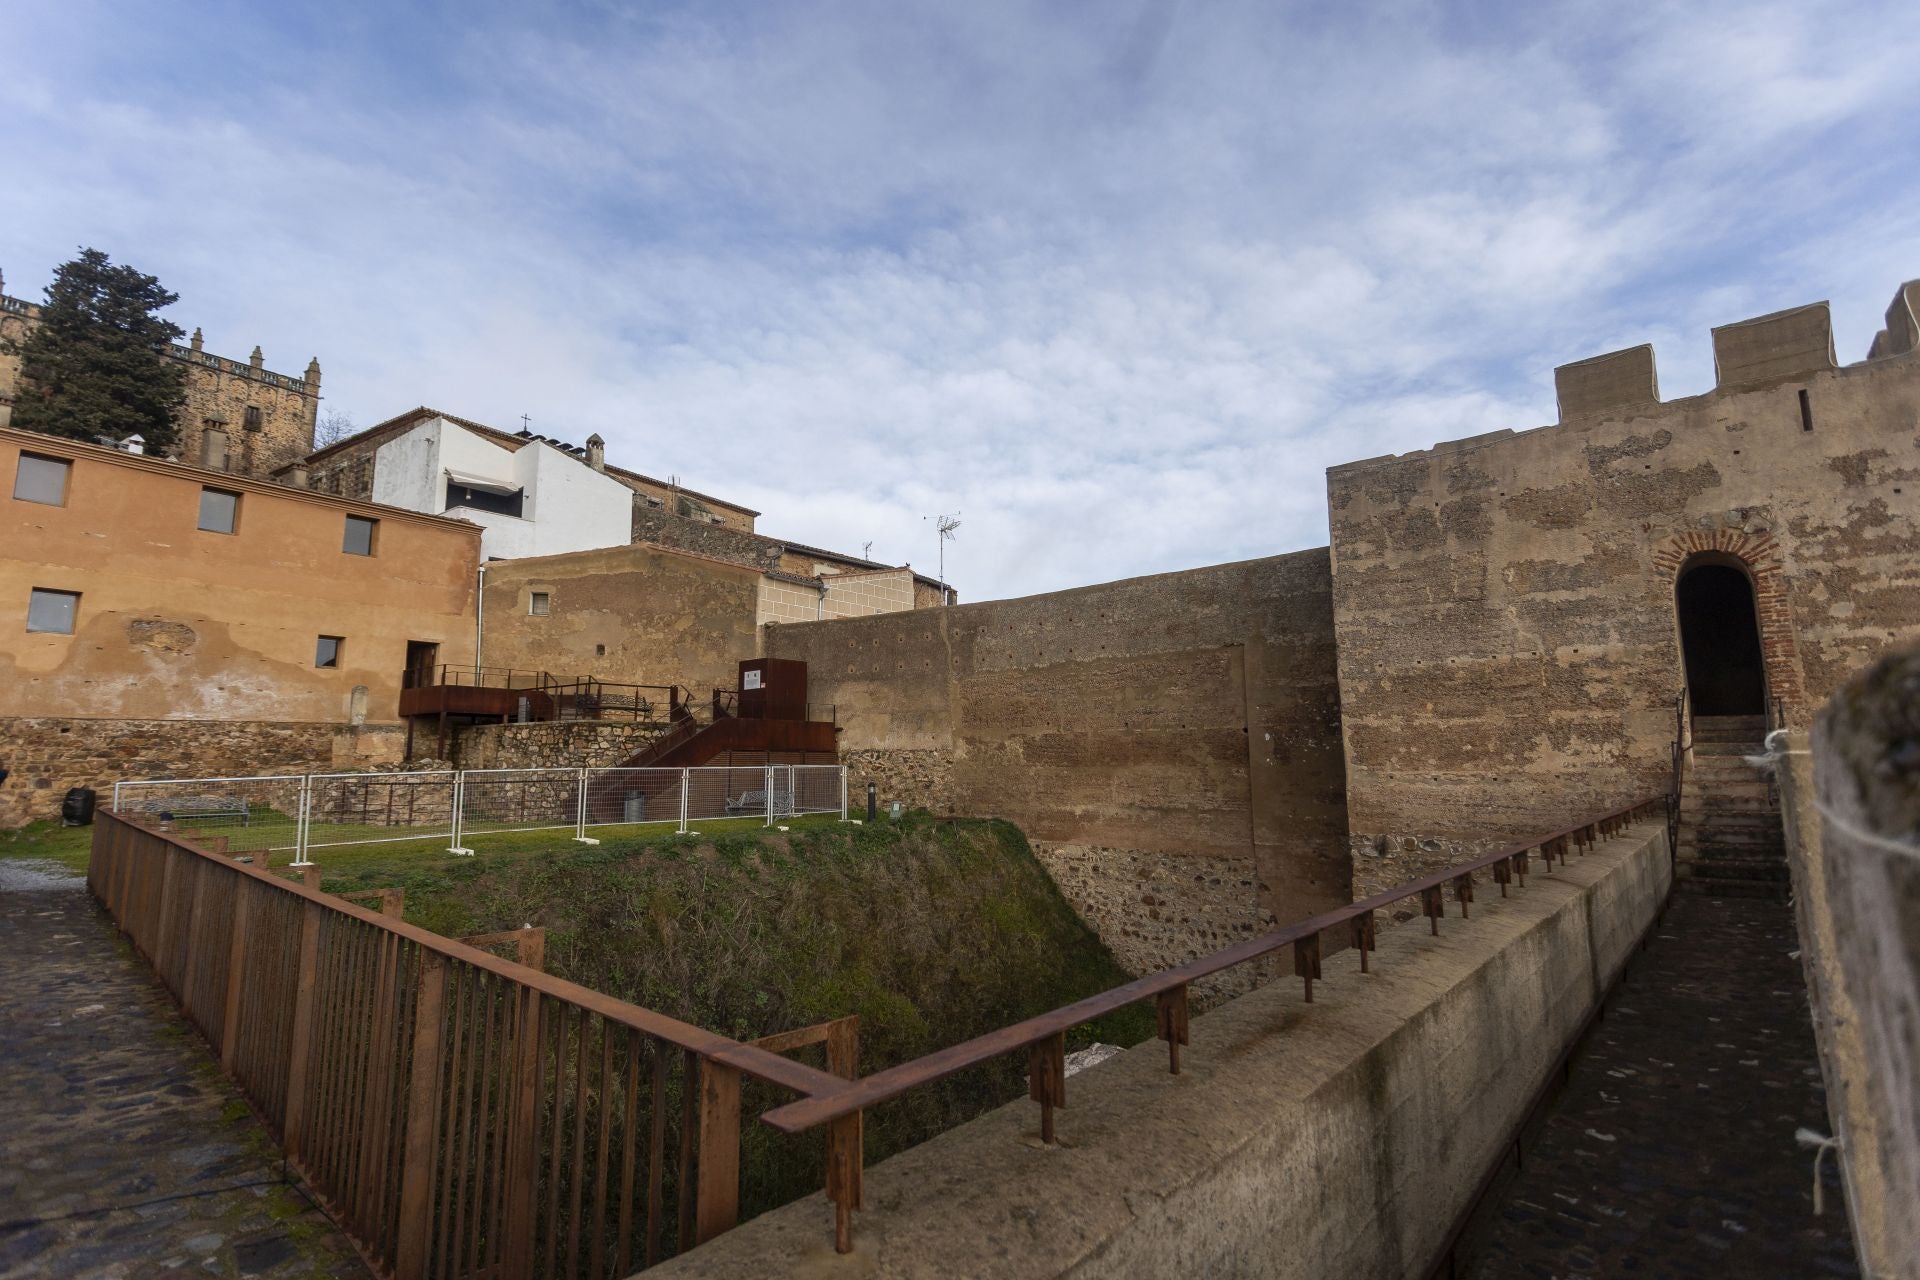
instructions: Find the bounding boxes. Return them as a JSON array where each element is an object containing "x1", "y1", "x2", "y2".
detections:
[
  {"x1": 924, "y1": 512, "x2": 960, "y2": 603},
  {"x1": 862, "y1": 540, "x2": 874, "y2": 560}
]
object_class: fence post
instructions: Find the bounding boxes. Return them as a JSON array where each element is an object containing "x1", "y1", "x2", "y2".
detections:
[
  {"x1": 219, "y1": 880, "x2": 253, "y2": 1074},
  {"x1": 694, "y1": 1058, "x2": 741, "y2": 1244},
  {"x1": 764, "y1": 765, "x2": 774, "y2": 828},
  {"x1": 573, "y1": 767, "x2": 599, "y2": 845},
  {"x1": 503, "y1": 986, "x2": 545, "y2": 1275},
  {"x1": 282, "y1": 901, "x2": 324, "y2": 1160},
  {"x1": 394, "y1": 953, "x2": 449, "y2": 1280},
  {"x1": 449, "y1": 771, "x2": 473, "y2": 855},
  {"x1": 840, "y1": 767, "x2": 848, "y2": 822},
  {"x1": 292, "y1": 776, "x2": 314, "y2": 868},
  {"x1": 679, "y1": 769, "x2": 689, "y2": 834}
]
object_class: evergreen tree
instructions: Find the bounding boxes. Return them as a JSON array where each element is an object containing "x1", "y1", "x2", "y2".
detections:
[{"x1": 3, "y1": 248, "x2": 188, "y2": 452}]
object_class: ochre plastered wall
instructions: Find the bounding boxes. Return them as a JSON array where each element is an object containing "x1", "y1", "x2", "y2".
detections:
[
  {"x1": 0, "y1": 429, "x2": 477, "y2": 822},
  {"x1": 763, "y1": 550, "x2": 1350, "y2": 980},
  {"x1": 480, "y1": 542, "x2": 762, "y2": 696},
  {"x1": 1330, "y1": 315, "x2": 1920, "y2": 884}
]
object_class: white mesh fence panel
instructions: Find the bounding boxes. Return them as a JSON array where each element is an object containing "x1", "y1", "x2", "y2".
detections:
[
  {"x1": 685, "y1": 766, "x2": 779, "y2": 824},
  {"x1": 111, "y1": 775, "x2": 307, "y2": 864},
  {"x1": 581, "y1": 767, "x2": 685, "y2": 832},
  {"x1": 303, "y1": 771, "x2": 457, "y2": 852},
  {"x1": 457, "y1": 768, "x2": 581, "y2": 838},
  {"x1": 787, "y1": 765, "x2": 844, "y2": 816}
]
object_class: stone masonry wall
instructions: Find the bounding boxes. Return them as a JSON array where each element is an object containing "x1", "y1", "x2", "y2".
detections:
[
  {"x1": 0, "y1": 717, "x2": 401, "y2": 827},
  {"x1": 453, "y1": 720, "x2": 673, "y2": 770},
  {"x1": 765, "y1": 551, "x2": 1351, "y2": 976},
  {"x1": 1329, "y1": 294, "x2": 1920, "y2": 881}
]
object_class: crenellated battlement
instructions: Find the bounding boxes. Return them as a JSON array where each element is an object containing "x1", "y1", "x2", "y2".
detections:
[{"x1": 1334, "y1": 276, "x2": 1919, "y2": 474}]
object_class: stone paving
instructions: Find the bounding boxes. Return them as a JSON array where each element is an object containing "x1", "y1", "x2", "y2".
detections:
[
  {"x1": 1465, "y1": 890, "x2": 1859, "y2": 1279},
  {"x1": 0, "y1": 859, "x2": 366, "y2": 1280}
]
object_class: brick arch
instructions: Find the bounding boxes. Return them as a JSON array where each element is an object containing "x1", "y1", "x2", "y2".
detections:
[{"x1": 1651, "y1": 528, "x2": 1804, "y2": 713}]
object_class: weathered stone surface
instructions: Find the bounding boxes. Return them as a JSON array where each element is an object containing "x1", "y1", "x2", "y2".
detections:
[
  {"x1": 1330, "y1": 340, "x2": 1920, "y2": 870},
  {"x1": 0, "y1": 717, "x2": 401, "y2": 827},
  {"x1": 766, "y1": 550, "x2": 1351, "y2": 973},
  {"x1": 0, "y1": 861, "x2": 364, "y2": 1278},
  {"x1": 453, "y1": 718, "x2": 672, "y2": 769}
]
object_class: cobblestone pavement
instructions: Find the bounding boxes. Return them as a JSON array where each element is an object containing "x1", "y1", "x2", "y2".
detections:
[
  {"x1": 1466, "y1": 891, "x2": 1859, "y2": 1279},
  {"x1": 0, "y1": 859, "x2": 366, "y2": 1279}
]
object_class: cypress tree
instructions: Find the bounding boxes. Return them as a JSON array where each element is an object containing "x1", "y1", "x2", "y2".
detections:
[{"x1": 3, "y1": 248, "x2": 188, "y2": 453}]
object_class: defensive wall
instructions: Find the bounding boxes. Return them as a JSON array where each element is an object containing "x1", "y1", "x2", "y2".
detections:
[
  {"x1": 0, "y1": 428, "x2": 478, "y2": 824},
  {"x1": 1330, "y1": 283, "x2": 1920, "y2": 883},
  {"x1": 659, "y1": 805, "x2": 1672, "y2": 1279},
  {"x1": 761, "y1": 550, "x2": 1350, "y2": 980}
]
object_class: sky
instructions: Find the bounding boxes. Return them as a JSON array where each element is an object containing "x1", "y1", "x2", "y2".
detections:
[{"x1": 4, "y1": 0, "x2": 1918, "y2": 601}]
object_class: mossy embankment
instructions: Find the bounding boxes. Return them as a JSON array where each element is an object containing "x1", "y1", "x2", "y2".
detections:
[{"x1": 333, "y1": 812, "x2": 1154, "y2": 1219}]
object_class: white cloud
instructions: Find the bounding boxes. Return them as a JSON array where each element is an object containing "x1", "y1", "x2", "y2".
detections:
[{"x1": 1, "y1": 0, "x2": 1916, "y2": 599}]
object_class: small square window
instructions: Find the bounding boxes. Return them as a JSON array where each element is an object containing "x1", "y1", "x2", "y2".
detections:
[
  {"x1": 198, "y1": 487, "x2": 240, "y2": 534},
  {"x1": 27, "y1": 588, "x2": 79, "y2": 635},
  {"x1": 343, "y1": 515, "x2": 377, "y2": 556},
  {"x1": 316, "y1": 635, "x2": 343, "y2": 668},
  {"x1": 529, "y1": 591, "x2": 551, "y2": 616},
  {"x1": 13, "y1": 454, "x2": 70, "y2": 506}
]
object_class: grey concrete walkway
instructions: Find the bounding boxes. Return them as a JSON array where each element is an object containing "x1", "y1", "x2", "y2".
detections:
[
  {"x1": 0, "y1": 859, "x2": 366, "y2": 1280},
  {"x1": 1463, "y1": 891, "x2": 1858, "y2": 1279}
]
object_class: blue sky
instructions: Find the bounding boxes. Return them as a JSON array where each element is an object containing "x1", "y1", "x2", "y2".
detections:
[{"x1": 4, "y1": 0, "x2": 1917, "y2": 599}]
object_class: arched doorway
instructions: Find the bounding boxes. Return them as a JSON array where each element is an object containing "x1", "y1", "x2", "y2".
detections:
[{"x1": 1675, "y1": 557, "x2": 1767, "y2": 716}]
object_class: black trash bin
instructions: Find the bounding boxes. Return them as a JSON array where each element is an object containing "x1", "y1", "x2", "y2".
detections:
[{"x1": 62, "y1": 787, "x2": 97, "y2": 827}]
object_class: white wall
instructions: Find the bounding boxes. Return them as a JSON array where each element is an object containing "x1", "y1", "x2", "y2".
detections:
[{"x1": 370, "y1": 416, "x2": 631, "y2": 561}]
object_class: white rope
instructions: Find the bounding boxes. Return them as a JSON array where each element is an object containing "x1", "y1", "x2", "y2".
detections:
[
  {"x1": 1795, "y1": 1128, "x2": 1841, "y2": 1215},
  {"x1": 1810, "y1": 796, "x2": 1920, "y2": 863}
]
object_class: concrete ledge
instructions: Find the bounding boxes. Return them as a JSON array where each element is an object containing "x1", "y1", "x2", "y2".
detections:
[{"x1": 657, "y1": 822, "x2": 1672, "y2": 1280}]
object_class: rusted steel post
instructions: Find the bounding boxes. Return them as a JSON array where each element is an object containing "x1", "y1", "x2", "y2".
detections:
[
  {"x1": 1453, "y1": 872, "x2": 1474, "y2": 918},
  {"x1": 1029, "y1": 1032, "x2": 1067, "y2": 1144},
  {"x1": 1350, "y1": 910, "x2": 1376, "y2": 973},
  {"x1": 219, "y1": 881, "x2": 253, "y2": 1074},
  {"x1": 394, "y1": 954, "x2": 449, "y2": 1280},
  {"x1": 1294, "y1": 930, "x2": 1323, "y2": 1002},
  {"x1": 302, "y1": 865, "x2": 321, "y2": 891},
  {"x1": 1492, "y1": 858, "x2": 1511, "y2": 898},
  {"x1": 1156, "y1": 983, "x2": 1190, "y2": 1073},
  {"x1": 694, "y1": 1057, "x2": 742, "y2": 1244},
  {"x1": 826, "y1": 1112, "x2": 864, "y2": 1254},
  {"x1": 503, "y1": 987, "x2": 544, "y2": 1277},
  {"x1": 281, "y1": 901, "x2": 325, "y2": 1159},
  {"x1": 1421, "y1": 886, "x2": 1445, "y2": 935}
]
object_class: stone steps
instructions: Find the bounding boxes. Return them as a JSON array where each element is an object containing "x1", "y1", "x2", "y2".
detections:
[{"x1": 1676, "y1": 724, "x2": 1789, "y2": 899}]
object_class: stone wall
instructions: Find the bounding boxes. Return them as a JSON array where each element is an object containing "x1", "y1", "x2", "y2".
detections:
[
  {"x1": 764, "y1": 550, "x2": 1351, "y2": 976},
  {"x1": 452, "y1": 719, "x2": 673, "y2": 770},
  {"x1": 655, "y1": 820, "x2": 1672, "y2": 1280},
  {"x1": 0, "y1": 717, "x2": 401, "y2": 827},
  {"x1": 631, "y1": 507, "x2": 782, "y2": 570},
  {"x1": 481, "y1": 542, "x2": 761, "y2": 696},
  {"x1": 1330, "y1": 292, "x2": 1920, "y2": 877}
]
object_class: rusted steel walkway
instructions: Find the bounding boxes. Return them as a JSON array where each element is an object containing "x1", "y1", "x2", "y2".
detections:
[
  {"x1": 1463, "y1": 892, "x2": 1858, "y2": 1278},
  {"x1": 0, "y1": 859, "x2": 365, "y2": 1279}
]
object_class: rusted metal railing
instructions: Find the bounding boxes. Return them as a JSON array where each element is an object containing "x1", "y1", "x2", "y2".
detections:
[
  {"x1": 758, "y1": 795, "x2": 1671, "y2": 1252},
  {"x1": 87, "y1": 811, "x2": 847, "y2": 1279}
]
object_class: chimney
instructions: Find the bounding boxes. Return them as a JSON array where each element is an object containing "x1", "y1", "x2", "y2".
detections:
[
  {"x1": 290, "y1": 462, "x2": 311, "y2": 488},
  {"x1": 201, "y1": 425, "x2": 230, "y2": 471},
  {"x1": 586, "y1": 433, "x2": 605, "y2": 472},
  {"x1": 190, "y1": 327, "x2": 204, "y2": 353},
  {"x1": 249, "y1": 345, "x2": 264, "y2": 370}
]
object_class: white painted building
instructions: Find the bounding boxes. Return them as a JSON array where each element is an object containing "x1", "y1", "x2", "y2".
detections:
[{"x1": 365, "y1": 413, "x2": 632, "y2": 560}]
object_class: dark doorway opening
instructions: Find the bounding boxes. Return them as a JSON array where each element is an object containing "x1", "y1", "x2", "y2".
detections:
[
  {"x1": 404, "y1": 640, "x2": 440, "y2": 689},
  {"x1": 1676, "y1": 562, "x2": 1767, "y2": 716}
]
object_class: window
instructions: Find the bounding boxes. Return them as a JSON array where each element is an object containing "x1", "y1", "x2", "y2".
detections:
[
  {"x1": 446, "y1": 482, "x2": 525, "y2": 518},
  {"x1": 243, "y1": 405, "x2": 263, "y2": 432},
  {"x1": 343, "y1": 515, "x2": 377, "y2": 556},
  {"x1": 529, "y1": 591, "x2": 551, "y2": 616},
  {"x1": 27, "y1": 588, "x2": 79, "y2": 635},
  {"x1": 316, "y1": 635, "x2": 343, "y2": 668},
  {"x1": 198, "y1": 487, "x2": 240, "y2": 534},
  {"x1": 13, "y1": 454, "x2": 70, "y2": 506}
]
